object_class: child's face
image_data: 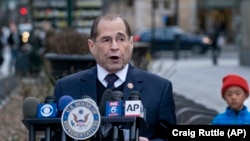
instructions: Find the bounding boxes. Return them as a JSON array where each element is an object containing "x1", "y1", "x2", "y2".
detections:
[{"x1": 223, "y1": 86, "x2": 248, "y2": 111}]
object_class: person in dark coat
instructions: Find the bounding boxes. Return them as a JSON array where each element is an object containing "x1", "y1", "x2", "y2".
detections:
[
  {"x1": 210, "y1": 22, "x2": 222, "y2": 65},
  {"x1": 7, "y1": 22, "x2": 23, "y2": 74}
]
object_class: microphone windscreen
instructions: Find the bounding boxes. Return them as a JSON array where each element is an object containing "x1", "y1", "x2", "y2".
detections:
[
  {"x1": 81, "y1": 95, "x2": 91, "y2": 99},
  {"x1": 58, "y1": 95, "x2": 74, "y2": 112},
  {"x1": 22, "y1": 97, "x2": 40, "y2": 118},
  {"x1": 99, "y1": 89, "x2": 112, "y2": 116},
  {"x1": 129, "y1": 91, "x2": 141, "y2": 100},
  {"x1": 82, "y1": 95, "x2": 97, "y2": 106},
  {"x1": 111, "y1": 91, "x2": 123, "y2": 101},
  {"x1": 45, "y1": 95, "x2": 57, "y2": 103}
]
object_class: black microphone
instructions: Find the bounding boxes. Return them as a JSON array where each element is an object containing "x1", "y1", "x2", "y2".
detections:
[
  {"x1": 98, "y1": 89, "x2": 113, "y2": 139},
  {"x1": 99, "y1": 89, "x2": 113, "y2": 116},
  {"x1": 110, "y1": 91, "x2": 124, "y2": 141},
  {"x1": 125, "y1": 91, "x2": 144, "y2": 118},
  {"x1": 22, "y1": 97, "x2": 40, "y2": 118},
  {"x1": 125, "y1": 91, "x2": 144, "y2": 141},
  {"x1": 37, "y1": 96, "x2": 59, "y2": 141},
  {"x1": 128, "y1": 91, "x2": 141, "y2": 100},
  {"x1": 107, "y1": 91, "x2": 124, "y2": 116}
]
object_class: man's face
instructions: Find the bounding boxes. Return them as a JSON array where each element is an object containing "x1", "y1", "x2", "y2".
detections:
[{"x1": 88, "y1": 18, "x2": 133, "y2": 73}]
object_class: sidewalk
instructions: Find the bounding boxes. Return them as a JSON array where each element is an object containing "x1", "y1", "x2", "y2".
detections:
[{"x1": 149, "y1": 48, "x2": 250, "y2": 113}]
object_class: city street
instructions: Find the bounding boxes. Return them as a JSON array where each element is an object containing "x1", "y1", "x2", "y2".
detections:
[{"x1": 149, "y1": 45, "x2": 250, "y2": 113}]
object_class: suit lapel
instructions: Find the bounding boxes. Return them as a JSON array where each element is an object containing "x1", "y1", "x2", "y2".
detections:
[
  {"x1": 122, "y1": 65, "x2": 143, "y2": 100},
  {"x1": 79, "y1": 67, "x2": 98, "y2": 101},
  {"x1": 77, "y1": 65, "x2": 144, "y2": 101}
]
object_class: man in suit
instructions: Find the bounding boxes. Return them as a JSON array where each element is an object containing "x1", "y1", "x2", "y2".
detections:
[{"x1": 54, "y1": 13, "x2": 176, "y2": 141}]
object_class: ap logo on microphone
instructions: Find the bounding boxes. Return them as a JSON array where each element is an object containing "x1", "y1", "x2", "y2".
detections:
[
  {"x1": 61, "y1": 99, "x2": 101, "y2": 140},
  {"x1": 125, "y1": 101, "x2": 144, "y2": 117}
]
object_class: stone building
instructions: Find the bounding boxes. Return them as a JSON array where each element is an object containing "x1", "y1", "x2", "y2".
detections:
[
  {"x1": 104, "y1": 0, "x2": 240, "y2": 38},
  {"x1": 239, "y1": 0, "x2": 250, "y2": 67}
]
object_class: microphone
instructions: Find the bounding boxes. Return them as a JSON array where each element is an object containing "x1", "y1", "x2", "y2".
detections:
[
  {"x1": 37, "y1": 95, "x2": 58, "y2": 118},
  {"x1": 125, "y1": 91, "x2": 144, "y2": 141},
  {"x1": 109, "y1": 91, "x2": 124, "y2": 141},
  {"x1": 58, "y1": 95, "x2": 74, "y2": 116},
  {"x1": 106, "y1": 91, "x2": 124, "y2": 117},
  {"x1": 82, "y1": 95, "x2": 97, "y2": 106},
  {"x1": 98, "y1": 89, "x2": 113, "y2": 139},
  {"x1": 125, "y1": 91, "x2": 144, "y2": 118},
  {"x1": 58, "y1": 95, "x2": 74, "y2": 141},
  {"x1": 22, "y1": 97, "x2": 40, "y2": 118},
  {"x1": 99, "y1": 89, "x2": 113, "y2": 116}
]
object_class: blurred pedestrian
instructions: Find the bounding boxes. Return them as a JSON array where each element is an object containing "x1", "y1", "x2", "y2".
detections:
[
  {"x1": 0, "y1": 28, "x2": 4, "y2": 66},
  {"x1": 27, "y1": 30, "x2": 44, "y2": 76},
  {"x1": 210, "y1": 22, "x2": 222, "y2": 65},
  {"x1": 212, "y1": 73, "x2": 250, "y2": 124},
  {"x1": 41, "y1": 20, "x2": 55, "y2": 54},
  {"x1": 7, "y1": 22, "x2": 23, "y2": 75}
]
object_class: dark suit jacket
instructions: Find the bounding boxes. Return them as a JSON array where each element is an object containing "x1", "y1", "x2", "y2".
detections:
[
  {"x1": 54, "y1": 64, "x2": 176, "y2": 141},
  {"x1": 7, "y1": 32, "x2": 23, "y2": 48}
]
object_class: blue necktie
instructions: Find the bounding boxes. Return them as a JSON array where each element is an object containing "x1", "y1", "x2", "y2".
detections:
[{"x1": 105, "y1": 74, "x2": 119, "y2": 89}]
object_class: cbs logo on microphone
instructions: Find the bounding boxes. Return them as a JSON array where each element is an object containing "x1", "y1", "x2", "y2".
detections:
[{"x1": 37, "y1": 103, "x2": 58, "y2": 118}]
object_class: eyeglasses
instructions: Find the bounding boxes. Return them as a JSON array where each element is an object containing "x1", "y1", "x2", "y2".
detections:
[{"x1": 94, "y1": 36, "x2": 129, "y2": 46}]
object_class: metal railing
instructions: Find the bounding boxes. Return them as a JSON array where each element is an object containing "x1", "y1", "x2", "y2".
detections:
[{"x1": 174, "y1": 94, "x2": 218, "y2": 125}]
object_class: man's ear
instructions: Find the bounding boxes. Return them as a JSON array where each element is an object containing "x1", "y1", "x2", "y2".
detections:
[
  {"x1": 129, "y1": 36, "x2": 134, "y2": 49},
  {"x1": 88, "y1": 39, "x2": 95, "y2": 54}
]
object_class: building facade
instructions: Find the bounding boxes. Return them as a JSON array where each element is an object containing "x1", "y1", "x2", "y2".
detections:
[{"x1": 239, "y1": 0, "x2": 250, "y2": 66}]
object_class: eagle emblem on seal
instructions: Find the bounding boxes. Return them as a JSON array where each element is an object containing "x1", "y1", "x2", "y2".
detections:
[{"x1": 72, "y1": 112, "x2": 90, "y2": 127}]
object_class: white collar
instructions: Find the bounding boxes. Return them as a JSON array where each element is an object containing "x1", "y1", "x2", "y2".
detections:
[{"x1": 97, "y1": 64, "x2": 128, "y2": 87}]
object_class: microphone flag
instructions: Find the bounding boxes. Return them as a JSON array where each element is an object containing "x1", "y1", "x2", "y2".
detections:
[
  {"x1": 105, "y1": 90, "x2": 124, "y2": 117},
  {"x1": 105, "y1": 100, "x2": 123, "y2": 117},
  {"x1": 125, "y1": 91, "x2": 144, "y2": 118},
  {"x1": 37, "y1": 96, "x2": 58, "y2": 118},
  {"x1": 125, "y1": 100, "x2": 144, "y2": 117},
  {"x1": 61, "y1": 99, "x2": 101, "y2": 140}
]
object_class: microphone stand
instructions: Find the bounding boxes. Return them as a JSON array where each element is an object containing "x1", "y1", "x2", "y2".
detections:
[
  {"x1": 111, "y1": 91, "x2": 123, "y2": 141},
  {"x1": 130, "y1": 121, "x2": 136, "y2": 141},
  {"x1": 61, "y1": 129, "x2": 66, "y2": 141},
  {"x1": 112, "y1": 123, "x2": 119, "y2": 141},
  {"x1": 130, "y1": 118, "x2": 140, "y2": 141},
  {"x1": 45, "y1": 126, "x2": 51, "y2": 141}
]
